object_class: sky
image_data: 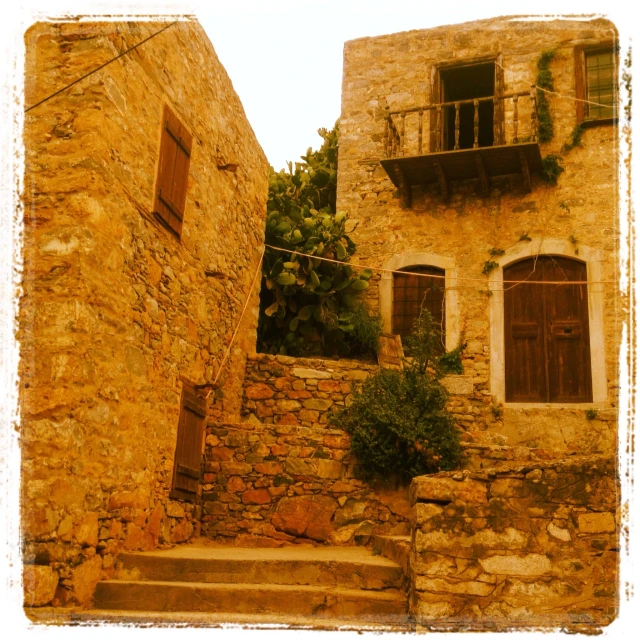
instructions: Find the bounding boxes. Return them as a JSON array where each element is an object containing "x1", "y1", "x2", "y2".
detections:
[{"x1": 5, "y1": 0, "x2": 634, "y2": 170}]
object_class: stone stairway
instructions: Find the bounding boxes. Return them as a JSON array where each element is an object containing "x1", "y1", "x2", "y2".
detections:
[{"x1": 83, "y1": 543, "x2": 412, "y2": 630}]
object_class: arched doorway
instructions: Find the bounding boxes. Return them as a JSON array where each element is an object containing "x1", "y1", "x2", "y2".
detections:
[{"x1": 504, "y1": 255, "x2": 593, "y2": 403}]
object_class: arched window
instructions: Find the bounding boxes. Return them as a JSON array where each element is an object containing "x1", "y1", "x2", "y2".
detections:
[
  {"x1": 393, "y1": 265, "x2": 446, "y2": 350},
  {"x1": 504, "y1": 255, "x2": 592, "y2": 403}
]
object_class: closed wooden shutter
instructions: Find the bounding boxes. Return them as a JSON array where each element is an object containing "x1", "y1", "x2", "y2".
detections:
[
  {"x1": 171, "y1": 383, "x2": 206, "y2": 502},
  {"x1": 393, "y1": 265, "x2": 446, "y2": 351},
  {"x1": 504, "y1": 256, "x2": 592, "y2": 403},
  {"x1": 154, "y1": 105, "x2": 192, "y2": 238},
  {"x1": 494, "y1": 55, "x2": 504, "y2": 145}
]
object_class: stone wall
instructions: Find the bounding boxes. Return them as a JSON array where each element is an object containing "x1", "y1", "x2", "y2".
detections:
[
  {"x1": 337, "y1": 17, "x2": 621, "y2": 449},
  {"x1": 409, "y1": 455, "x2": 618, "y2": 630},
  {"x1": 20, "y1": 20, "x2": 267, "y2": 606},
  {"x1": 242, "y1": 353, "x2": 615, "y2": 459},
  {"x1": 200, "y1": 421, "x2": 412, "y2": 546}
]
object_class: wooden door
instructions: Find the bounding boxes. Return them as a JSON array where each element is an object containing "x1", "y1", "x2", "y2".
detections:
[
  {"x1": 171, "y1": 383, "x2": 206, "y2": 501},
  {"x1": 504, "y1": 256, "x2": 592, "y2": 403}
]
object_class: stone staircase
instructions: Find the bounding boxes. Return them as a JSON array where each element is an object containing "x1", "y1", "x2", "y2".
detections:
[{"x1": 82, "y1": 542, "x2": 412, "y2": 630}]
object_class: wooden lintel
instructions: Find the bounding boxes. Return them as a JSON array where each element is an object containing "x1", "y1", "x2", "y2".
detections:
[
  {"x1": 475, "y1": 153, "x2": 489, "y2": 196},
  {"x1": 393, "y1": 162, "x2": 412, "y2": 208},
  {"x1": 433, "y1": 161, "x2": 448, "y2": 200},
  {"x1": 519, "y1": 150, "x2": 531, "y2": 193}
]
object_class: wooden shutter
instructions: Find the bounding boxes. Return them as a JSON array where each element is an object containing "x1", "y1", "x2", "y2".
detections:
[
  {"x1": 154, "y1": 105, "x2": 192, "y2": 238},
  {"x1": 429, "y1": 67, "x2": 441, "y2": 152},
  {"x1": 494, "y1": 54, "x2": 504, "y2": 146},
  {"x1": 544, "y1": 257, "x2": 592, "y2": 402},
  {"x1": 504, "y1": 256, "x2": 592, "y2": 403},
  {"x1": 574, "y1": 47, "x2": 587, "y2": 123},
  {"x1": 393, "y1": 266, "x2": 446, "y2": 351},
  {"x1": 504, "y1": 259, "x2": 546, "y2": 402},
  {"x1": 171, "y1": 383, "x2": 206, "y2": 502}
]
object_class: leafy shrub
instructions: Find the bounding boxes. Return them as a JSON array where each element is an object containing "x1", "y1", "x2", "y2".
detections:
[
  {"x1": 536, "y1": 50, "x2": 556, "y2": 143},
  {"x1": 346, "y1": 301, "x2": 384, "y2": 359},
  {"x1": 438, "y1": 343, "x2": 464, "y2": 374},
  {"x1": 331, "y1": 310, "x2": 462, "y2": 483},
  {"x1": 258, "y1": 124, "x2": 374, "y2": 357}
]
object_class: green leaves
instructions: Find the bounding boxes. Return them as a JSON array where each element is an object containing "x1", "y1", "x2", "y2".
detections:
[
  {"x1": 330, "y1": 313, "x2": 461, "y2": 482},
  {"x1": 258, "y1": 123, "x2": 378, "y2": 357}
]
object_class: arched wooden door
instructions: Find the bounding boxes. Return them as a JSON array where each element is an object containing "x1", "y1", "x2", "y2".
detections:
[{"x1": 504, "y1": 256, "x2": 592, "y2": 403}]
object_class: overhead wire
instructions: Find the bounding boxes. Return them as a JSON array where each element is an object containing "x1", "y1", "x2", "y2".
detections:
[
  {"x1": 25, "y1": 20, "x2": 178, "y2": 113},
  {"x1": 263, "y1": 244, "x2": 616, "y2": 288}
]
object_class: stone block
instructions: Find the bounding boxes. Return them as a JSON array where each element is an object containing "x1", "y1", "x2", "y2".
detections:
[
  {"x1": 245, "y1": 383, "x2": 274, "y2": 399},
  {"x1": 73, "y1": 512, "x2": 99, "y2": 547},
  {"x1": 220, "y1": 462, "x2": 252, "y2": 476},
  {"x1": 23, "y1": 565, "x2": 59, "y2": 606},
  {"x1": 415, "y1": 503, "x2": 444, "y2": 524},
  {"x1": 412, "y1": 476, "x2": 488, "y2": 505},
  {"x1": 441, "y1": 375, "x2": 474, "y2": 395},
  {"x1": 291, "y1": 368, "x2": 331, "y2": 379},
  {"x1": 479, "y1": 553, "x2": 552, "y2": 576},
  {"x1": 70, "y1": 555, "x2": 103, "y2": 604},
  {"x1": 165, "y1": 502, "x2": 185, "y2": 518},
  {"x1": 276, "y1": 399, "x2": 302, "y2": 412},
  {"x1": 578, "y1": 512, "x2": 616, "y2": 534},
  {"x1": 241, "y1": 489, "x2": 271, "y2": 504},
  {"x1": 108, "y1": 489, "x2": 149, "y2": 510},
  {"x1": 285, "y1": 457, "x2": 318, "y2": 476},
  {"x1": 272, "y1": 494, "x2": 337, "y2": 541},
  {"x1": 254, "y1": 461, "x2": 284, "y2": 475},
  {"x1": 317, "y1": 459, "x2": 343, "y2": 479},
  {"x1": 302, "y1": 398, "x2": 333, "y2": 411},
  {"x1": 415, "y1": 576, "x2": 496, "y2": 596}
]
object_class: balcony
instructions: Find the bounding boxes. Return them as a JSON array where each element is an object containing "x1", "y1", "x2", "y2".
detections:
[{"x1": 380, "y1": 88, "x2": 543, "y2": 205}]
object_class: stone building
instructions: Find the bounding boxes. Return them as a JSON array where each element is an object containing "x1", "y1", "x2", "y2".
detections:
[
  {"x1": 338, "y1": 16, "x2": 620, "y2": 456},
  {"x1": 20, "y1": 19, "x2": 268, "y2": 606}
]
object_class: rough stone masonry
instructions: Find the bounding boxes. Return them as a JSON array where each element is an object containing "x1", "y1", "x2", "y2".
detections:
[{"x1": 20, "y1": 20, "x2": 267, "y2": 606}]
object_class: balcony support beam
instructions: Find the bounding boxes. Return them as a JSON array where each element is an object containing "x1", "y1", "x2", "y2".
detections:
[
  {"x1": 475, "y1": 153, "x2": 489, "y2": 196},
  {"x1": 519, "y1": 150, "x2": 531, "y2": 192},
  {"x1": 433, "y1": 161, "x2": 448, "y2": 200},
  {"x1": 393, "y1": 162, "x2": 412, "y2": 208}
]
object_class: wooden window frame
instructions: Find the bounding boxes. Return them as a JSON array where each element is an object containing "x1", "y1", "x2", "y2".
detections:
[
  {"x1": 574, "y1": 43, "x2": 619, "y2": 127},
  {"x1": 153, "y1": 105, "x2": 193, "y2": 240},
  {"x1": 392, "y1": 265, "x2": 446, "y2": 352},
  {"x1": 430, "y1": 53, "x2": 504, "y2": 152},
  {"x1": 170, "y1": 381, "x2": 206, "y2": 503}
]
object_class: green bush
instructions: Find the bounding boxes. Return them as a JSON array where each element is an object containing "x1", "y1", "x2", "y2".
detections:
[
  {"x1": 331, "y1": 310, "x2": 462, "y2": 483},
  {"x1": 346, "y1": 301, "x2": 383, "y2": 359},
  {"x1": 258, "y1": 124, "x2": 378, "y2": 358}
]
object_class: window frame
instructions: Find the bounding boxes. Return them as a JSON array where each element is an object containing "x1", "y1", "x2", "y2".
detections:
[
  {"x1": 488, "y1": 239, "x2": 608, "y2": 407},
  {"x1": 574, "y1": 42, "x2": 619, "y2": 127},
  {"x1": 379, "y1": 252, "x2": 460, "y2": 353},
  {"x1": 153, "y1": 104, "x2": 193, "y2": 240},
  {"x1": 392, "y1": 265, "x2": 447, "y2": 351}
]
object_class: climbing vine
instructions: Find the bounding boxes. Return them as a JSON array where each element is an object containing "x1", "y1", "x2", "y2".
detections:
[{"x1": 536, "y1": 50, "x2": 556, "y2": 144}]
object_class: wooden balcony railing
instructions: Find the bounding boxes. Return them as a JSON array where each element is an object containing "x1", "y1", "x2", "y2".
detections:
[
  {"x1": 385, "y1": 87, "x2": 538, "y2": 157},
  {"x1": 380, "y1": 85, "x2": 543, "y2": 203}
]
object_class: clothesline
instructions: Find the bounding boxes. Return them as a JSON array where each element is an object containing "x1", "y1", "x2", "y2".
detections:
[{"x1": 263, "y1": 244, "x2": 616, "y2": 287}]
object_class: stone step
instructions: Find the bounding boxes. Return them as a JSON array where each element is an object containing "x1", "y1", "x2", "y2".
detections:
[
  {"x1": 115, "y1": 544, "x2": 404, "y2": 590},
  {"x1": 93, "y1": 580, "x2": 408, "y2": 622},
  {"x1": 372, "y1": 535, "x2": 411, "y2": 576}
]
